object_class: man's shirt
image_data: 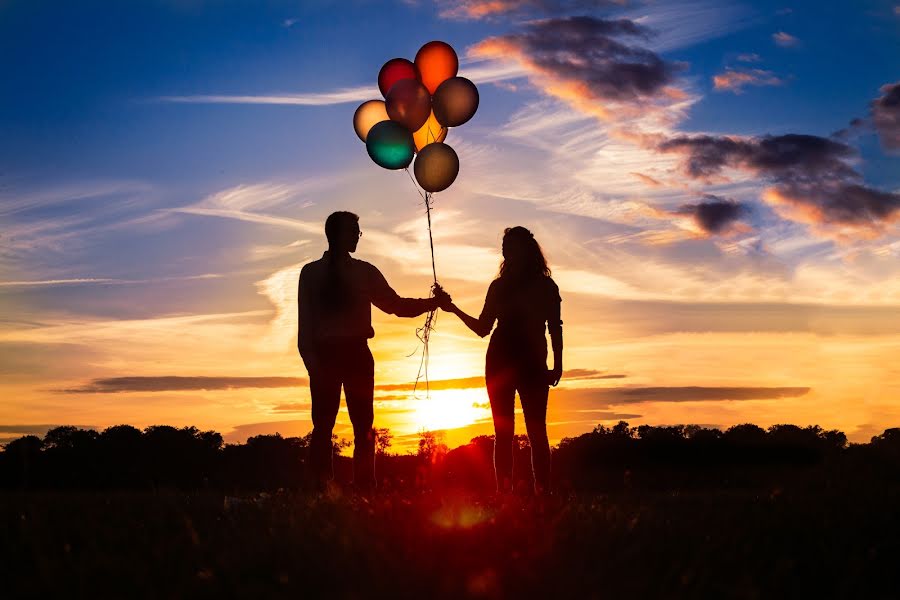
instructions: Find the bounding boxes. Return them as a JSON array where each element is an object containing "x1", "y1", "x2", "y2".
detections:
[{"x1": 298, "y1": 251, "x2": 432, "y2": 352}]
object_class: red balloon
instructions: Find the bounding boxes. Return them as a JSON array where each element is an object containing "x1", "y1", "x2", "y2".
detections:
[
  {"x1": 386, "y1": 79, "x2": 431, "y2": 132},
  {"x1": 378, "y1": 58, "x2": 418, "y2": 98}
]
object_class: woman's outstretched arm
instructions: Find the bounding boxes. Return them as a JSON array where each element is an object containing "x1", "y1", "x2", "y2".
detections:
[
  {"x1": 448, "y1": 303, "x2": 494, "y2": 338},
  {"x1": 449, "y1": 281, "x2": 497, "y2": 338}
]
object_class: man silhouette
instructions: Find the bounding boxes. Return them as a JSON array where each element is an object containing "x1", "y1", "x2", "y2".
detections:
[{"x1": 298, "y1": 211, "x2": 450, "y2": 491}]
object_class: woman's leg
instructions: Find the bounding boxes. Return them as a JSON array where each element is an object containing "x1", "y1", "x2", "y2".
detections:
[
  {"x1": 486, "y1": 369, "x2": 516, "y2": 493},
  {"x1": 520, "y1": 381, "x2": 551, "y2": 494}
]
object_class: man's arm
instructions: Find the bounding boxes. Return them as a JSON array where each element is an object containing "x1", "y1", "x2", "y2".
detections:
[
  {"x1": 297, "y1": 266, "x2": 318, "y2": 372},
  {"x1": 369, "y1": 264, "x2": 440, "y2": 318}
]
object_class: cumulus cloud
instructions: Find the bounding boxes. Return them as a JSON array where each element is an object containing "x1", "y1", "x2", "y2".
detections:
[
  {"x1": 871, "y1": 81, "x2": 900, "y2": 152},
  {"x1": 657, "y1": 133, "x2": 900, "y2": 238},
  {"x1": 59, "y1": 376, "x2": 308, "y2": 393},
  {"x1": 713, "y1": 68, "x2": 784, "y2": 93},
  {"x1": 470, "y1": 16, "x2": 688, "y2": 125}
]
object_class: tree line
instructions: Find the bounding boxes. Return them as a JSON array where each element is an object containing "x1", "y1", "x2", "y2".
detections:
[{"x1": 2, "y1": 422, "x2": 899, "y2": 492}]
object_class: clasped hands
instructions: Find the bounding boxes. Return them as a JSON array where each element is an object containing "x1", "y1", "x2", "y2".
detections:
[{"x1": 431, "y1": 283, "x2": 453, "y2": 311}]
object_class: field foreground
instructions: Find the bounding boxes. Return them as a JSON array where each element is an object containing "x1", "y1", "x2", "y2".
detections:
[{"x1": 4, "y1": 486, "x2": 900, "y2": 599}]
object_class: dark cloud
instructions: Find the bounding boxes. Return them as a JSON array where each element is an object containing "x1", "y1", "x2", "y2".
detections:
[
  {"x1": 471, "y1": 16, "x2": 685, "y2": 121},
  {"x1": 554, "y1": 386, "x2": 810, "y2": 409},
  {"x1": 562, "y1": 368, "x2": 627, "y2": 380},
  {"x1": 0, "y1": 424, "x2": 95, "y2": 435},
  {"x1": 658, "y1": 133, "x2": 900, "y2": 237},
  {"x1": 872, "y1": 81, "x2": 900, "y2": 152},
  {"x1": 569, "y1": 410, "x2": 643, "y2": 420},
  {"x1": 673, "y1": 195, "x2": 749, "y2": 235},
  {"x1": 658, "y1": 133, "x2": 856, "y2": 180},
  {"x1": 58, "y1": 376, "x2": 308, "y2": 393}
]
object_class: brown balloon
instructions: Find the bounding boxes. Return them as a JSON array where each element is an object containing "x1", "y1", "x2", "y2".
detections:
[
  {"x1": 433, "y1": 77, "x2": 479, "y2": 128},
  {"x1": 385, "y1": 78, "x2": 431, "y2": 132},
  {"x1": 414, "y1": 142, "x2": 459, "y2": 193}
]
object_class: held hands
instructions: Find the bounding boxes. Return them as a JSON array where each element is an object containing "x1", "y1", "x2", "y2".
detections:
[{"x1": 432, "y1": 284, "x2": 453, "y2": 311}]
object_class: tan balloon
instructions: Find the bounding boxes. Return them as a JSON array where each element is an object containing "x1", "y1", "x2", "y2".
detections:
[
  {"x1": 353, "y1": 99, "x2": 390, "y2": 142},
  {"x1": 413, "y1": 111, "x2": 448, "y2": 152}
]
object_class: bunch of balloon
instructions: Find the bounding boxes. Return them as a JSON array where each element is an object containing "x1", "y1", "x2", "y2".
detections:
[
  {"x1": 352, "y1": 40, "x2": 480, "y2": 394},
  {"x1": 353, "y1": 40, "x2": 479, "y2": 192}
]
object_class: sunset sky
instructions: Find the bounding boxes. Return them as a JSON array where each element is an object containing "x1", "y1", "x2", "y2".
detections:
[{"x1": 2, "y1": 0, "x2": 899, "y2": 452}]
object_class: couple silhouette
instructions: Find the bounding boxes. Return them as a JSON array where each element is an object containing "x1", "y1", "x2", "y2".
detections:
[{"x1": 298, "y1": 211, "x2": 563, "y2": 494}]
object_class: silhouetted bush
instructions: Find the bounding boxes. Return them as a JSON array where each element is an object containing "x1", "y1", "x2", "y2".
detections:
[{"x1": 0, "y1": 421, "x2": 895, "y2": 493}]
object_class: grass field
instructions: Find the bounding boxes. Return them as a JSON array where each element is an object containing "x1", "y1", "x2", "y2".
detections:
[{"x1": 4, "y1": 485, "x2": 900, "y2": 599}]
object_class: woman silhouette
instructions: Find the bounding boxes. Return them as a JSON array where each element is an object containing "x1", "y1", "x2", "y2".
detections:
[{"x1": 449, "y1": 226, "x2": 563, "y2": 494}]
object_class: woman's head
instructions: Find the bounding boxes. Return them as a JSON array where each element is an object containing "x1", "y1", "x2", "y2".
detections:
[{"x1": 499, "y1": 226, "x2": 550, "y2": 279}]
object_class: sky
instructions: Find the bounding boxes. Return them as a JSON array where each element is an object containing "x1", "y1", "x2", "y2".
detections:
[{"x1": 1, "y1": 0, "x2": 899, "y2": 452}]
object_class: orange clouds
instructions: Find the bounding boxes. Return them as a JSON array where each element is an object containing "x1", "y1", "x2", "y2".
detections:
[{"x1": 713, "y1": 68, "x2": 784, "y2": 94}]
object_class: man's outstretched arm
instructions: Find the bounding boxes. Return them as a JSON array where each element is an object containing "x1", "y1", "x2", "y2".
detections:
[{"x1": 369, "y1": 265, "x2": 444, "y2": 317}]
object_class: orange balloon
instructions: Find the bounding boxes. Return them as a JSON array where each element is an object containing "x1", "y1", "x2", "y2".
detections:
[
  {"x1": 413, "y1": 111, "x2": 448, "y2": 152},
  {"x1": 415, "y1": 41, "x2": 459, "y2": 95}
]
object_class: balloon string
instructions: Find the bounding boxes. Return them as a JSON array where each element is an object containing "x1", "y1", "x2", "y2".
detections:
[
  {"x1": 401, "y1": 169, "x2": 440, "y2": 399},
  {"x1": 412, "y1": 191, "x2": 440, "y2": 399}
]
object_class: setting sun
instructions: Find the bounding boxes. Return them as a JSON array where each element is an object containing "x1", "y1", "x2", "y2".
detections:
[{"x1": 410, "y1": 388, "x2": 492, "y2": 432}]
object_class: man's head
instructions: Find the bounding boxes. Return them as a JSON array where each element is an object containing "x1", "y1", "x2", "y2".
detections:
[{"x1": 325, "y1": 211, "x2": 361, "y2": 253}]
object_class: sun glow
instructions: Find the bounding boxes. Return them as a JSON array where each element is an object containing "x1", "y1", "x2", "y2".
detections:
[{"x1": 411, "y1": 388, "x2": 492, "y2": 432}]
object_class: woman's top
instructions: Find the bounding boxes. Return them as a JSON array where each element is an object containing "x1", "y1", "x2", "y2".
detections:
[{"x1": 479, "y1": 274, "x2": 562, "y2": 371}]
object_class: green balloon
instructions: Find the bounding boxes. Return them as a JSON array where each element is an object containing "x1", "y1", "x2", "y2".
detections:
[{"x1": 366, "y1": 120, "x2": 415, "y2": 170}]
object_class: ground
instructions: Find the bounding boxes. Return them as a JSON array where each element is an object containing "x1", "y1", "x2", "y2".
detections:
[{"x1": 4, "y1": 485, "x2": 900, "y2": 599}]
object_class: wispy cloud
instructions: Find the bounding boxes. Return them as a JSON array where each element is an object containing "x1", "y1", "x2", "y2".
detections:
[
  {"x1": 159, "y1": 87, "x2": 377, "y2": 106},
  {"x1": 58, "y1": 375, "x2": 309, "y2": 393},
  {"x1": 772, "y1": 31, "x2": 799, "y2": 47},
  {"x1": 156, "y1": 59, "x2": 527, "y2": 107},
  {"x1": 713, "y1": 68, "x2": 784, "y2": 93},
  {"x1": 0, "y1": 274, "x2": 222, "y2": 288}
]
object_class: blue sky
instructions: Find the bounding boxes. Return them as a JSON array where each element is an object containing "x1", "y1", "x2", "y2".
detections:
[{"x1": 2, "y1": 0, "x2": 899, "y2": 449}]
